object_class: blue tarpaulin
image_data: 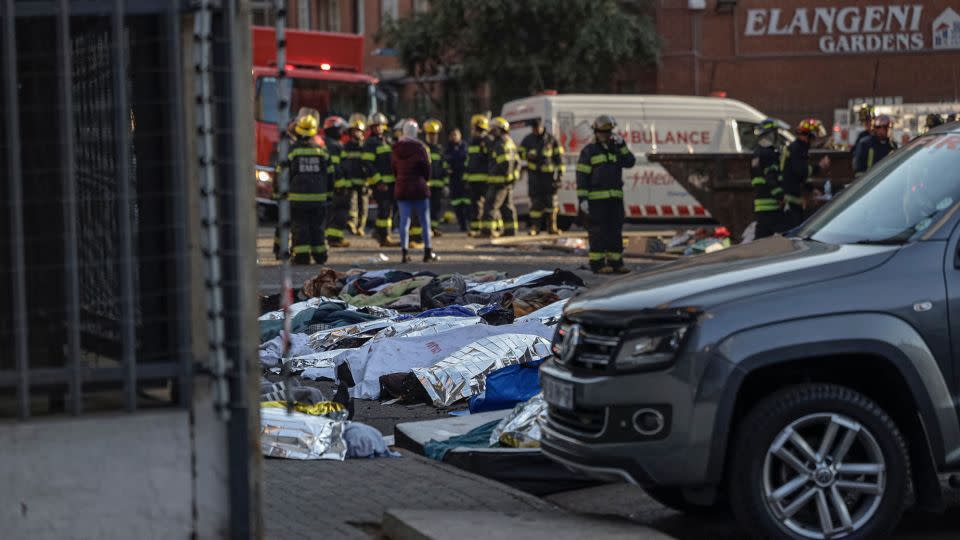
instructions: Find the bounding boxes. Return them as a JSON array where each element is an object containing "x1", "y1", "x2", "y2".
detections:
[{"x1": 468, "y1": 358, "x2": 546, "y2": 413}]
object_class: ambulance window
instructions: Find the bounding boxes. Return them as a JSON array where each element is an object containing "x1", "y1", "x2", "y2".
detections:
[{"x1": 737, "y1": 121, "x2": 759, "y2": 152}]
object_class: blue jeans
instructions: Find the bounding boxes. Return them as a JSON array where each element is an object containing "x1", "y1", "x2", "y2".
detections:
[{"x1": 397, "y1": 199, "x2": 431, "y2": 250}]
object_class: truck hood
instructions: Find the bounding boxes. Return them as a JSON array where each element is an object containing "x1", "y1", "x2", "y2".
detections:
[{"x1": 564, "y1": 236, "x2": 899, "y2": 324}]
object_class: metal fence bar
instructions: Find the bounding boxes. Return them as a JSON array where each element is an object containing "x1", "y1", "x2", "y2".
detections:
[
  {"x1": 167, "y1": 1, "x2": 192, "y2": 408},
  {"x1": 0, "y1": 363, "x2": 182, "y2": 386},
  {"x1": 112, "y1": 0, "x2": 138, "y2": 412},
  {"x1": 3, "y1": 0, "x2": 31, "y2": 420},
  {"x1": 58, "y1": 0, "x2": 84, "y2": 415}
]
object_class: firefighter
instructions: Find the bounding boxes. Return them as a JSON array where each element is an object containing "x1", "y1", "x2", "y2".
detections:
[
  {"x1": 851, "y1": 104, "x2": 875, "y2": 156},
  {"x1": 465, "y1": 114, "x2": 491, "y2": 237},
  {"x1": 287, "y1": 114, "x2": 332, "y2": 264},
  {"x1": 925, "y1": 113, "x2": 944, "y2": 132},
  {"x1": 751, "y1": 118, "x2": 784, "y2": 239},
  {"x1": 780, "y1": 118, "x2": 829, "y2": 231},
  {"x1": 445, "y1": 128, "x2": 469, "y2": 231},
  {"x1": 520, "y1": 117, "x2": 565, "y2": 235},
  {"x1": 341, "y1": 116, "x2": 368, "y2": 237},
  {"x1": 853, "y1": 114, "x2": 896, "y2": 177},
  {"x1": 423, "y1": 119, "x2": 450, "y2": 237},
  {"x1": 576, "y1": 115, "x2": 636, "y2": 274},
  {"x1": 322, "y1": 116, "x2": 352, "y2": 248},
  {"x1": 480, "y1": 117, "x2": 520, "y2": 238},
  {"x1": 363, "y1": 112, "x2": 399, "y2": 246}
]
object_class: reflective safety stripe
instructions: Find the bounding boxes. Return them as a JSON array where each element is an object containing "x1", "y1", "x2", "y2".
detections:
[
  {"x1": 348, "y1": 178, "x2": 366, "y2": 186},
  {"x1": 487, "y1": 175, "x2": 507, "y2": 183},
  {"x1": 771, "y1": 187, "x2": 784, "y2": 196},
  {"x1": 291, "y1": 245, "x2": 311, "y2": 254},
  {"x1": 751, "y1": 177, "x2": 766, "y2": 186},
  {"x1": 587, "y1": 189, "x2": 624, "y2": 200},
  {"x1": 288, "y1": 147, "x2": 327, "y2": 158},
  {"x1": 867, "y1": 147, "x2": 875, "y2": 169},
  {"x1": 607, "y1": 252, "x2": 622, "y2": 261},
  {"x1": 754, "y1": 198, "x2": 779, "y2": 212},
  {"x1": 312, "y1": 245, "x2": 328, "y2": 254},
  {"x1": 529, "y1": 210, "x2": 543, "y2": 218},
  {"x1": 589, "y1": 154, "x2": 607, "y2": 165},
  {"x1": 527, "y1": 163, "x2": 538, "y2": 171},
  {"x1": 334, "y1": 179, "x2": 353, "y2": 189},
  {"x1": 469, "y1": 221, "x2": 481, "y2": 230},
  {"x1": 576, "y1": 189, "x2": 588, "y2": 198},
  {"x1": 464, "y1": 173, "x2": 488, "y2": 182},
  {"x1": 330, "y1": 155, "x2": 341, "y2": 164},
  {"x1": 289, "y1": 193, "x2": 329, "y2": 202},
  {"x1": 451, "y1": 198, "x2": 471, "y2": 206},
  {"x1": 342, "y1": 151, "x2": 362, "y2": 158},
  {"x1": 576, "y1": 163, "x2": 592, "y2": 173},
  {"x1": 326, "y1": 228, "x2": 345, "y2": 238},
  {"x1": 427, "y1": 180, "x2": 446, "y2": 187},
  {"x1": 375, "y1": 218, "x2": 392, "y2": 228},
  {"x1": 467, "y1": 145, "x2": 481, "y2": 153},
  {"x1": 784, "y1": 194, "x2": 803, "y2": 204},
  {"x1": 410, "y1": 227, "x2": 423, "y2": 235},
  {"x1": 376, "y1": 145, "x2": 391, "y2": 154},
  {"x1": 361, "y1": 152, "x2": 376, "y2": 161},
  {"x1": 495, "y1": 153, "x2": 511, "y2": 163},
  {"x1": 619, "y1": 146, "x2": 630, "y2": 155},
  {"x1": 588, "y1": 252, "x2": 605, "y2": 261},
  {"x1": 430, "y1": 152, "x2": 442, "y2": 161}
]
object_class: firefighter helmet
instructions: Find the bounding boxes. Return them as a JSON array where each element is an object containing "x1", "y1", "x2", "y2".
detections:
[
  {"x1": 592, "y1": 115, "x2": 617, "y2": 132},
  {"x1": 490, "y1": 117, "x2": 510, "y2": 133},
  {"x1": 796, "y1": 118, "x2": 826, "y2": 138},
  {"x1": 754, "y1": 118, "x2": 779, "y2": 138},
  {"x1": 471, "y1": 114, "x2": 490, "y2": 131},
  {"x1": 348, "y1": 117, "x2": 366, "y2": 132},
  {"x1": 294, "y1": 114, "x2": 319, "y2": 137},
  {"x1": 857, "y1": 104, "x2": 877, "y2": 123},
  {"x1": 368, "y1": 112, "x2": 389, "y2": 127},
  {"x1": 423, "y1": 119, "x2": 442, "y2": 134},
  {"x1": 323, "y1": 115, "x2": 346, "y2": 130},
  {"x1": 873, "y1": 114, "x2": 892, "y2": 129}
]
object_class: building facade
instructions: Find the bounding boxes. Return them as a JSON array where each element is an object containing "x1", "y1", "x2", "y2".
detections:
[{"x1": 654, "y1": 0, "x2": 960, "y2": 125}]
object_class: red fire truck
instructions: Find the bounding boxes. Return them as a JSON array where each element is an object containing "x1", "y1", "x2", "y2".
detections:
[{"x1": 252, "y1": 26, "x2": 378, "y2": 214}]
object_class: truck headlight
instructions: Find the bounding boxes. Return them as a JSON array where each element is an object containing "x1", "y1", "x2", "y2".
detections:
[
  {"x1": 615, "y1": 326, "x2": 688, "y2": 370},
  {"x1": 257, "y1": 170, "x2": 273, "y2": 183}
]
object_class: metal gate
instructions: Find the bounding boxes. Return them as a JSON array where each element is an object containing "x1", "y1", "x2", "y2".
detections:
[{"x1": 1, "y1": 1, "x2": 260, "y2": 537}]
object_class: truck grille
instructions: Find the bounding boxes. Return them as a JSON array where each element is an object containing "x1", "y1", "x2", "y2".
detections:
[{"x1": 548, "y1": 405, "x2": 606, "y2": 436}]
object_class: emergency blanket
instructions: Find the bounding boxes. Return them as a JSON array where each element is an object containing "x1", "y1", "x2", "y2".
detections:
[
  {"x1": 337, "y1": 321, "x2": 554, "y2": 400},
  {"x1": 259, "y1": 332, "x2": 314, "y2": 369},
  {"x1": 516, "y1": 298, "x2": 568, "y2": 326},
  {"x1": 412, "y1": 334, "x2": 552, "y2": 407},
  {"x1": 489, "y1": 393, "x2": 546, "y2": 449},
  {"x1": 260, "y1": 406, "x2": 347, "y2": 460}
]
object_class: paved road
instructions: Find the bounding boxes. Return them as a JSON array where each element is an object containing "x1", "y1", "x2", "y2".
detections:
[{"x1": 258, "y1": 225, "x2": 960, "y2": 539}]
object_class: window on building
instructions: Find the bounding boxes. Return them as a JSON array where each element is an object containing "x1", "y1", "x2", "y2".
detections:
[
  {"x1": 413, "y1": 0, "x2": 430, "y2": 14},
  {"x1": 316, "y1": 0, "x2": 341, "y2": 31},
  {"x1": 251, "y1": 1, "x2": 275, "y2": 26},
  {"x1": 381, "y1": 0, "x2": 398, "y2": 21}
]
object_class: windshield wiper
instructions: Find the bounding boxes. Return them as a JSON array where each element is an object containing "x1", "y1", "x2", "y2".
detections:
[{"x1": 850, "y1": 238, "x2": 907, "y2": 245}]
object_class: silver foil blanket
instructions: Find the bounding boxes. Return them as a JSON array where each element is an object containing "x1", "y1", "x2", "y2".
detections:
[
  {"x1": 489, "y1": 393, "x2": 546, "y2": 448},
  {"x1": 259, "y1": 406, "x2": 347, "y2": 460},
  {"x1": 412, "y1": 334, "x2": 552, "y2": 407},
  {"x1": 515, "y1": 298, "x2": 568, "y2": 326}
]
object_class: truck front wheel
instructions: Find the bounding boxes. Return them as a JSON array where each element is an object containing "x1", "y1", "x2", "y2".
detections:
[{"x1": 728, "y1": 383, "x2": 909, "y2": 540}]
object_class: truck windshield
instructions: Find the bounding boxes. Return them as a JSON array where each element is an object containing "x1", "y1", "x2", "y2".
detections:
[
  {"x1": 256, "y1": 76, "x2": 370, "y2": 124},
  {"x1": 798, "y1": 133, "x2": 960, "y2": 245}
]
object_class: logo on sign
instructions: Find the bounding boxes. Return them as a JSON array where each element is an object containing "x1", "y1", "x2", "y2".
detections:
[{"x1": 933, "y1": 8, "x2": 960, "y2": 49}]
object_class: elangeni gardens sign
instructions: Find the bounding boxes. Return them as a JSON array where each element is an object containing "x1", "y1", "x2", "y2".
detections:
[{"x1": 742, "y1": 4, "x2": 960, "y2": 54}]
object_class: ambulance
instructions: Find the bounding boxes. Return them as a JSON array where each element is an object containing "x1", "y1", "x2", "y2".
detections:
[{"x1": 500, "y1": 94, "x2": 785, "y2": 228}]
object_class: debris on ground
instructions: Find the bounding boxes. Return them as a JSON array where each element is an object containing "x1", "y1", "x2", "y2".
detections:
[{"x1": 666, "y1": 226, "x2": 733, "y2": 256}]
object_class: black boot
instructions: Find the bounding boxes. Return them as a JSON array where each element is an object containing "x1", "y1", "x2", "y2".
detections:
[
  {"x1": 423, "y1": 248, "x2": 439, "y2": 262},
  {"x1": 401, "y1": 248, "x2": 410, "y2": 263}
]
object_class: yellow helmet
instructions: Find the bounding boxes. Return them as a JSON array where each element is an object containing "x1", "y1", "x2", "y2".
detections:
[
  {"x1": 294, "y1": 114, "x2": 319, "y2": 137},
  {"x1": 471, "y1": 114, "x2": 489, "y2": 131},
  {"x1": 490, "y1": 116, "x2": 510, "y2": 133},
  {"x1": 423, "y1": 119, "x2": 442, "y2": 134},
  {"x1": 348, "y1": 117, "x2": 366, "y2": 132}
]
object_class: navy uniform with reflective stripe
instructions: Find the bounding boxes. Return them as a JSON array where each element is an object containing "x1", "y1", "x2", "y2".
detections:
[
  {"x1": 853, "y1": 135, "x2": 896, "y2": 177},
  {"x1": 481, "y1": 135, "x2": 520, "y2": 235},
  {"x1": 288, "y1": 136, "x2": 331, "y2": 264},
  {"x1": 464, "y1": 135, "x2": 491, "y2": 232},
  {"x1": 576, "y1": 137, "x2": 636, "y2": 270},
  {"x1": 426, "y1": 142, "x2": 450, "y2": 230},
  {"x1": 520, "y1": 131, "x2": 565, "y2": 233},
  {"x1": 751, "y1": 144, "x2": 783, "y2": 239},
  {"x1": 779, "y1": 139, "x2": 820, "y2": 230},
  {"x1": 324, "y1": 135, "x2": 352, "y2": 242},
  {"x1": 341, "y1": 139, "x2": 368, "y2": 234},
  {"x1": 362, "y1": 133, "x2": 396, "y2": 242}
]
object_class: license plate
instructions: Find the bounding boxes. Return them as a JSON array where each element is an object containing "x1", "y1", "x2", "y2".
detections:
[{"x1": 543, "y1": 376, "x2": 574, "y2": 410}]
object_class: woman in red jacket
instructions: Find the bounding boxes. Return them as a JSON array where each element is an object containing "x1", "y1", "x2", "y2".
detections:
[{"x1": 392, "y1": 120, "x2": 439, "y2": 262}]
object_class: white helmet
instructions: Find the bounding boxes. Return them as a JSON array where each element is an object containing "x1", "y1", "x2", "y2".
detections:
[{"x1": 401, "y1": 120, "x2": 419, "y2": 139}]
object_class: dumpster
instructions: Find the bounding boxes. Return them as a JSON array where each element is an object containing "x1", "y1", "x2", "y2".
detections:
[{"x1": 648, "y1": 150, "x2": 854, "y2": 240}]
